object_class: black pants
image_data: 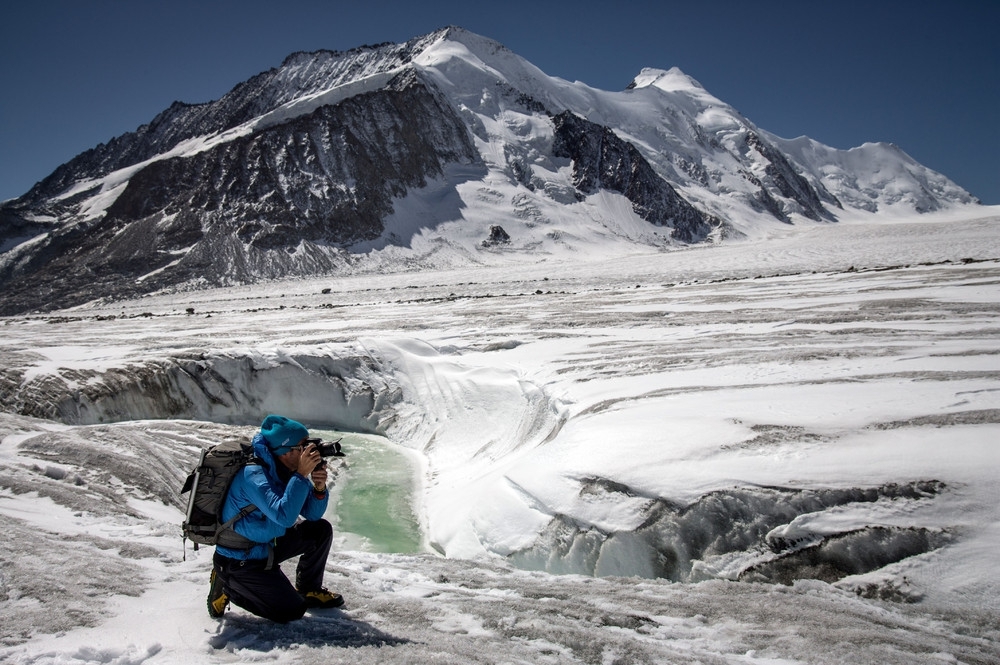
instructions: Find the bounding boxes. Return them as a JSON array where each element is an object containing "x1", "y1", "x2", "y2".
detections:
[{"x1": 213, "y1": 519, "x2": 333, "y2": 623}]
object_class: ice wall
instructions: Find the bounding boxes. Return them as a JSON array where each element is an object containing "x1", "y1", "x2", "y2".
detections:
[
  {"x1": 2, "y1": 339, "x2": 569, "y2": 562},
  {"x1": 508, "y1": 480, "x2": 950, "y2": 587},
  {"x1": 4, "y1": 346, "x2": 390, "y2": 431},
  {"x1": 0, "y1": 339, "x2": 952, "y2": 585}
]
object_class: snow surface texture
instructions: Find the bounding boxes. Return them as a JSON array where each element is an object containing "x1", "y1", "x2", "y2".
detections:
[{"x1": 1, "y1": 211, "x2": 1000, "y2": 663}]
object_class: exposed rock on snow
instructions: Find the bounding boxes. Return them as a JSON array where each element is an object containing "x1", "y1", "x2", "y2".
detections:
[
  {"x1": 0, "y1": 70, "x2": 480, "y2": 314},
  {"x1": 482, "y1": 224, "x2": 511, "y2": 247},
  {"x1": 551, "y1": 111, "x2": 719, "y2": 242}
]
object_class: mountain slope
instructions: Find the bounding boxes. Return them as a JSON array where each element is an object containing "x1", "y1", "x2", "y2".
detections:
[
  {"x1": 768, "y1": 134, "x2": 979, "y2": 214},
  {"x1": 0, "y1": 27, "x2": 979, "y2": 315}
]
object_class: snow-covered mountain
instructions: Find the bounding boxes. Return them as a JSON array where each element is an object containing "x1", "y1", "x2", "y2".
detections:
[{"x1": 0, "y1": 27, "x2": 979, "y2": 315}]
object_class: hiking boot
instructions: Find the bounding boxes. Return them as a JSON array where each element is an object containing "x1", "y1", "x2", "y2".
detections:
[
  {"x1": 299, "y1": 587, "x2": 344, "y2": 609},
  {"x1": 207, "y1": 568, "x2": 229, "y2": 618}
]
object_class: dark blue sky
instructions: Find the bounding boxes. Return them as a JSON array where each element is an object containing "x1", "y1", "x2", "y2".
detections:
[{"x1": 2, "y1": 0, "x2": 997, "y2": 204}]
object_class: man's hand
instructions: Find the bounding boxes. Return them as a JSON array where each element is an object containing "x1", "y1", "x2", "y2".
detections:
[
  {"x1": 296, "y1": 443, "x2": 322, "y2": 477},
  {"x1": 310, "y1": 464, "x2": 328, "y2": 493}
]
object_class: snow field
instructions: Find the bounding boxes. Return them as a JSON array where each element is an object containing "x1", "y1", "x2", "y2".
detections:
[{"x1": 1, "y1": 212, "x2": 999, "y2": 662}]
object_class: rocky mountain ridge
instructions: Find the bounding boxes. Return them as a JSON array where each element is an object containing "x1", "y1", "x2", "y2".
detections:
[{"x1": 0, "y1": 27, "x2": 980, "y2": 315}]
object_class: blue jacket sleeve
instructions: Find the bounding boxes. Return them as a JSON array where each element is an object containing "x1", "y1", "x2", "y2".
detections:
[
  {"x1": 301, "y1": 485, "x2": 329, "y2": 521},
  {"x1": 219, "y1": 462, "x2": 332, "y2": 559},
  {"x1": 241, "y1": 466, "x2": 314, "y2": 528}
]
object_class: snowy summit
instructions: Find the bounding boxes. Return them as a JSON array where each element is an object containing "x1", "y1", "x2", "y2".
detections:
[{"x1": 0, "y1": 27, "x2": 980, "y2": 315}]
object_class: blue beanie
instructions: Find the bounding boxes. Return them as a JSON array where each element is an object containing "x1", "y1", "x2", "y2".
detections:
[{"x1": 260, "y1": 415, "x2": 309, "y2": 455}]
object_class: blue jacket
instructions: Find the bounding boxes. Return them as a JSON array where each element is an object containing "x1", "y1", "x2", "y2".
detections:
[{"x1": 216, "y1": 433, "x2": 329, "y2": 560}]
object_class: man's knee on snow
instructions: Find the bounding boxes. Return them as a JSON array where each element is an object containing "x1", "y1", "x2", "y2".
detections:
[
  {"x1": 303, "y1": 518, "x2": 333, "y2": 541},
  {"x1": 270, "y1": 599, "x2": 307, "y2": 624}
]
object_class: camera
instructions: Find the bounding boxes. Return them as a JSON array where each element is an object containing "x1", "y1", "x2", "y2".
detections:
[{"x1": 304, "y1": 437, "x2": 345, "y2": 459}]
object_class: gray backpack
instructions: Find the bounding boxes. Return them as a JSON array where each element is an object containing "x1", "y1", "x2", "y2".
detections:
[{"x1": 181, "y1": 439, "x2": 259, "y2": 552}]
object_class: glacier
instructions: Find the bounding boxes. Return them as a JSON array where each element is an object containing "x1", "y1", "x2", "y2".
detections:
[{"x1": 1, "y1": 210, "x2": 999, "y2": 663}]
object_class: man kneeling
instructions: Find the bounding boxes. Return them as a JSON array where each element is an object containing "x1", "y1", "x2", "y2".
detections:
[{"x1": 208, "y1": 415, "x2": 343, "y2": 622}]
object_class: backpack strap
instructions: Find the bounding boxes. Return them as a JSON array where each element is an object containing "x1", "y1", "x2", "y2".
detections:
[
  {"x1": 222, "y1": 503, "x2": 258, "y2": 531},
  {"x1": 214, "y1": 503, "x2": 258, "y2": 550},
  {"x1": 213, "y1": 454, "x2": 262, "y2": 550}
]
